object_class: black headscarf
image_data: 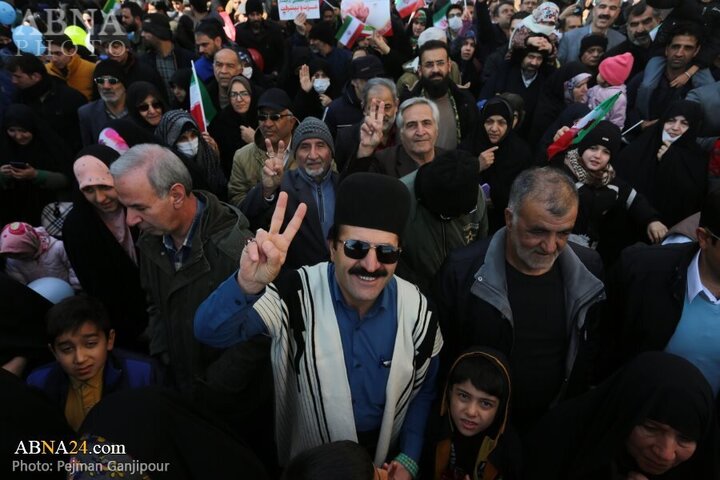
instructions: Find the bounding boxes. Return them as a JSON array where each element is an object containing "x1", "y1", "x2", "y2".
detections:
[
  {"x1": 460, "y1": 97, "x2": 532, "y2": 232},
  {"x1": 125, "y1": 81, "x2": 168, "y2": 132},
  {"x1": 524, "y1": 352, "x2": 717, "y2": 479},
  {"x1": 169, "y1": 68, "x2": 192, "y2": 110},
  {"x1": 615, "y1": 100, "x2": 707, "y2": 227}
]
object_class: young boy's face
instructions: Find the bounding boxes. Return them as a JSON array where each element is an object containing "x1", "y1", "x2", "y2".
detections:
[
  {"x1": 449, "y1": 380, "x2": 500, "y2": 437},
  {"x1": 51, "y1": 322, "x2": 115, "y2": 382}
]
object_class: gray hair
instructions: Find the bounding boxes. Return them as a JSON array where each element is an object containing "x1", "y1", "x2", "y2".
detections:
[
  {"x1": 396, "y1": 97, "x2": 440, "y2": 130},
  {"x1": 110, "y1": 143, "x2": 193, "y2": 197},
  {"x1": 507, "y1": 167, "x2": 578, "y2": 217},
  {"x1": 361, "y1": 78, "x2": 398, "y2": 109}
]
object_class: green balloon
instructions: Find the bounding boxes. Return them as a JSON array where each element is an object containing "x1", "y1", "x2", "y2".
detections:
[{"x1": 64, "y1": 25, "x2": 88, "y2": 47}]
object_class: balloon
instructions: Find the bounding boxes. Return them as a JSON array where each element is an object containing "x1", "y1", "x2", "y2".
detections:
[
  {"x1": 0, "y1": 1, "x2": 15, "y2": 26},
  {"x1": 12, "y1": 25, "x2": 45, "y2": 55},
  {"x1": 64, "y1": 25, "x2": 88, "y2": 47},
  {"x1": 27, "y1": 277, "x2": 75, "y2": 305}
]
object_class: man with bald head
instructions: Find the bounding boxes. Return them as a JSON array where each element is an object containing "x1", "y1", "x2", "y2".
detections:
[
  {"x1": 205, "y1": 48, "x2": 243, "y2": 110},
  {"x1": 434, "y1": 167, "x2": 606, "y2": 434}
]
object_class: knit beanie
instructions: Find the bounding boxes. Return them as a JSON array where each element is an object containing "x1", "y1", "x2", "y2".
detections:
[
  {"x1": 598, "y1": 52, "x2": 634, "y2": 86},
  {"x1": 334, "y1": 173, "x2": 410, "y2": 237},
  {"x1": 308, "y1": 21, "x2": 337, "y2": 47},
  {"x1": 93, "y1": 59, "x2": 128, "y2": 86},
  {"x1": 579, "y1": 34, "x2": 608, "y2": 57},
  {"x1": 577, "y1": 120, "x2": 621, "y2": 158},
  {"x1": 415, "y1": 150, "x2": 479, "y2": 218},
  {"x1": 245, "y1": 0, "x2": 264, "y2": 15},
  {"x1": 291, "y1": 117, "x2": 335, "y2": 157},
  {"x1": 142, "y1": 13, "x2": 173, "y2": 41}
]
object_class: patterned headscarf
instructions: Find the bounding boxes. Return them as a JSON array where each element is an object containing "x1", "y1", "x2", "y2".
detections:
[
  {"x1": 0, "y1": 222, "x2": 51, "y2": 258},
  {"x1": 563, "y1": 72, "x2": 592, "y2": 104},
  {"x1": 154, "y1": 110, "x2": 227, "y2": 196},
  {"x1": 522, "y1": 2, "x2": 559, "y2": 35}
]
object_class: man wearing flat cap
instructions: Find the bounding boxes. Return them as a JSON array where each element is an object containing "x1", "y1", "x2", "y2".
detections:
[
  {"x1": 78, "y1": 60, "x2": 129, "y2": 146},
  {"x1": 228, "y1": 88, "x2": 298, "y2": 206},
  {"x1": 241, "y1": 117, "x2": 339, "y2": 270},
  {"x1": 195, "y1": 173, "x2": 442, "y2": 479}
]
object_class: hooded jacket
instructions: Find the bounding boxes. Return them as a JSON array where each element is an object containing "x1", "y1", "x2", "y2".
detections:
[{"x1": 423, "y1": 347, "x2": 521, "y2": 480}]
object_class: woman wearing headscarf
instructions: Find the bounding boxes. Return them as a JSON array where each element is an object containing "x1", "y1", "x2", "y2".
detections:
[
  {"x1": 524, "y1": 352, "x2": 718, "y2": 480},
  {"x1": 460, "y1": 97, "x2": 532, "y2": 232},
  {"x1": 62, "y1": 145, "x2": 149, "y2": 351},
  {"x1": 549, "y1": 120, "x2": 667, "y2": 250},
  {"x1": 529, "y1": 62, "x2": 592, "y2": 147},
  {"x1": 0, "y1": 104, "x2": 72, "y2": 227},
  {"x1": 169, "y1": 68, "x2": 192, "y2": 110},
  {"x1": 208, "y1": 75, "x2": 258, "y2": 179},
  {"x1": 451, "y1": 30, "x2": 483, "y2": 98},
  {"x1": 406, "y1": 8, "x2": 431, "y2": 52},
  {"x1": 155, "y1": 109, "x2": 227, "y2": 200},
  {"x1": 125, "y1": 81, "x2": 168, "y2": 133},
  {"x1": 614, "y1": 100, "x2": 708, "y2": 229},
  {"x1": 292, "y1": 57, "x2": 339, "y2": 122}
]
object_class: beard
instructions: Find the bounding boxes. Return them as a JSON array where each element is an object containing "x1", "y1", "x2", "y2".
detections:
[{"x1": 420, "y1": 74, "x2": 450, "y2": 98}]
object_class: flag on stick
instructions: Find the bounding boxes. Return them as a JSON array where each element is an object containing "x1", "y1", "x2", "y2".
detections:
[
  {"x1": 336, "y1": 14, "x2": 366, "y2": 48},
  {"x1": 396, "y1": 0, "x2": 423, "y2": 18},
  {"x1": 189, "y1": 60, "x2": 217, "y2": 132},
  {"x1": 432, "y1": 2, "x2": 450, "y2": 29}
]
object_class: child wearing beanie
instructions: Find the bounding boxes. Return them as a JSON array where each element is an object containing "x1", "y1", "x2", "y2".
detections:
[{"x1": 586, "y1": 52, "x2": 634, "y2": 129}]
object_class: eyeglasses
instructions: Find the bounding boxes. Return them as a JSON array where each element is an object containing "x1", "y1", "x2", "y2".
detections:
[
  {"x1": 94, "y1": 76, "x2": 120, "y2": 85},
  {"x1": 341, "y1": 239, "x2": 402, "y2": 264},
  {"x1": 258, "y1": 113, "x2": 293, "y2": 122},
  {"x1": 137, "y1": 101, "x2": 162, "y2": 112},
  {"x1": 230, "y1": 91, "x2": 251, "y2": 99}
]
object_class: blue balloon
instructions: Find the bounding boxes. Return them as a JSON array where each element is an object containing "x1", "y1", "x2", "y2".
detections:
[
  {"x1": 0, "y1": 1, "x2": 14, "y2": 26},
  {"x1": 12, "y1": 25, "x2": 46, "y2": 56}
]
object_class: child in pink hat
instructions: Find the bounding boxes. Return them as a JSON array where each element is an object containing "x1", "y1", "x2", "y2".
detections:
[{"x1": 587, "y1": 52, "x2": 634, "y2": 129}]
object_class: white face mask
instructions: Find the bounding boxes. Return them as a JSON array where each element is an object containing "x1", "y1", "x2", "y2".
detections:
[
  {"x1": 448, "y1": 16, "x2": 463, "y2": 32},
  {"x1": 242, "y1": 66, "x2": 253, "y2": 79},
  {"x1": 176, "y1": 137, "x2": 199, "y2": 157},
  {"x1": 313, "y1": 77, "x2": 331, "y2": 94},
  {"x1": 661, "y1": 130, "x2": 682, "y2": 144}
]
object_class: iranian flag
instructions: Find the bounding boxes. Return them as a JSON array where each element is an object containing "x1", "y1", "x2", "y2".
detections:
[
  {"x1": 189, "y1": 61, "x2": 217, "y2": 132},
  {"x1": 336, "y1": 15, "x2": 365, "y2": 49},
  {"x1": 397, "y1": 0, "x2": 423, "y2": 18},
  {"x1": 102, "y1": 0, "x2": 120, "y2": 14},
  {"x1": 546, "y1": 92, "x2": 621, "y2": 159},
  {"x1": 432, "y1": 2, "x2": 450, "y2": 30}
]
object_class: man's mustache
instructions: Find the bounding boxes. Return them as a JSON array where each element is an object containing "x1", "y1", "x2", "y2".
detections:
[{"x1": 349, "y1": 266, "x2": 388, "y2": 278}]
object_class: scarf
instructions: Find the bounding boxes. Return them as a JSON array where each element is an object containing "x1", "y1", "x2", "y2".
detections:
[
  {"x1": 564, "y1": 148, "x2": 615, "y2": 187},
  {"x1": 0, "y1": 222, "x2": 51, "y2": 258},
  {"x1": 563, "y1": 72, "x2": 592, "y2": 103}
]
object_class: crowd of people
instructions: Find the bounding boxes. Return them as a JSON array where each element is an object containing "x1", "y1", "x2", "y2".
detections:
[{"x1": 1, "y1": 0, "x2": 720, "y2": 478}]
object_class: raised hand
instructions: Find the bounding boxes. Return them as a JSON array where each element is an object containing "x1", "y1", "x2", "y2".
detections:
[
  {"x1": 357, "y1": 98, "x2": 385, "y2": 158},
  {"x1": 240, "y1": 125, "x2": 255, "y2": 144},
  {"x1": 294, "y1": 12, "x2": 308, "y2": 35},
  {"x1": 368, "y1": 31, "x2": 390, "y2": 55},
  {"x1": 299, "y1": 64, "x2": 312, "y2": 93},
  {"x1": 262, "y1": 138, "x2": 286, "y2": 197},
  {"x1": 201, "y1": 131, "x2": 219, "y2": 156},
  {"x1": 237, "y1": 192, "x2": 307, "y2": 294},
  {"x1": 656, "y1": 140, "x2": 671, "y2": 160},
  {"x1": 479, "y1": 146, "x2": 499, "y2": 171}
]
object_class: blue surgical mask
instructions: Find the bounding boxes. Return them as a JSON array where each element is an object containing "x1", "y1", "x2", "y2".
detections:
[
  {"x1": 313, "y1": 78, "x2": 331, "y2": 94},
  {"x1": 176, "y1": 137, "x2": 199, "y2": 157}
]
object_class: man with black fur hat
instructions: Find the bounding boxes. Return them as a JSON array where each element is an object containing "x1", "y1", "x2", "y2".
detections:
[
  {"x1": 235, "y1": 0, "x2": 285, "y2": 76},
  {"x1": 196, "y1": 173, "x2": 442, "y2": 478},
  {"x1": 77, "y1": 59, "x2": 129, "y2": 146},
  {"x1": 397, "y1": 150, "x2": 489, "y2": 293},
  {"x1": 139, "y1": 13, "x2": 197, "y2": 101},
  {"x1": 606, "y1": 187, "x2": 720, "y2": 395}
]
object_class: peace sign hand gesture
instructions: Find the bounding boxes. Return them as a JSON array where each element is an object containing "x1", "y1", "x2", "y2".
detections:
[
  {"x1": 237, "y1": 192, "x2": 308, "y2": 294},
  {"x1": 262, "y1": 138, "x2": 286, "y2": 197},
  {"x1": 357, "y1": 98, "x2": 385, "y2": 158}
]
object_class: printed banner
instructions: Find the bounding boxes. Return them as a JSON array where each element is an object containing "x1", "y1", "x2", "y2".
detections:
[
  {"x1": 278, "y1": 0, "x2": 320, "y2": 21},
  {"x1": 341, "y1": 0, "x2": 391, "y2": 36}
]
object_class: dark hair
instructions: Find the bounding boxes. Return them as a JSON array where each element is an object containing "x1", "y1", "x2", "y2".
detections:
[
  {"x1": 44, "y1": 33, "x2": 75, "y2": 51},
  {"x1": 121, "y1": 1, "x2": 143, "y2": 19},
  {"x1": 281, "y1": 441, "x2": 375, "y2": 480},
  {"x1": 667, "y1": 20, "x2": 704, "y2": 46},
  {"x1": 189, "y1": 0, "x2": 208, "y2": 13},
  {"x1": 194, "y1": 18, "x2": 227, "y2": 41},
  {"x1": 4, "y1": 53, "x2": 47, "y2": 77},
  {"x1": 449, "y1": 355, "x2": 508, "y2": 399},
  {"x1": 47, "y1": 295, "x2": 112, "y2": 345},
  {"x1": 624, "y1": 0, "x2": 656, "y2": 20},
  {"x1": 418, "y1": 39, "x2": 450, "y2": 62},
  {"x1": 491, "y1": 0, "x2": 514, "y2": 17},
  {"x1": 447, "y1": 3, "x2": 463, "y2": 16},
  {"x1": 510, "y1": 11, "x2": 530, "y2": 22},
  {"x1": 151, "y1": 0, "x2": 169, "y2": 13}
]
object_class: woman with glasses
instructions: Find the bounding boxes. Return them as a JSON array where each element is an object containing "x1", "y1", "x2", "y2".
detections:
[
  {"x1": 208, "y1": 75, "x2": 258, "y2": 179},
  {"x1": 126, "y1": 81, "x2": 168, "y2": 132},
  {"x1": 155, "y1": 110, "x2": 228, "y2": 200}
]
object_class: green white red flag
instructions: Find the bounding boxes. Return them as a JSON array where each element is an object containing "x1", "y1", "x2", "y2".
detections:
[
  {"x1": 336, "y1": 14, "x2": 366, "y2": 49},
  {"x1": 189, "y1": 60, "x2": 217, "y2": 132},
  {"x1": 432, "y1": 2, "x2": 450, "y2": 29}
]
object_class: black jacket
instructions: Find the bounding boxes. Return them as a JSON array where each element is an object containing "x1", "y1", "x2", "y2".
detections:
[{"x1": 325, "y1": 83, "x2": 364, "y2": 139}]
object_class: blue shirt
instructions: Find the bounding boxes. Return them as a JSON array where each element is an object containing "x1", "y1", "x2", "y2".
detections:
[
  {"x1": 194, "y1": 264, "x2": 438, "y2": 462},
  {"x1": 162, "y1": 196, "x2": 205, "y2": 271}
]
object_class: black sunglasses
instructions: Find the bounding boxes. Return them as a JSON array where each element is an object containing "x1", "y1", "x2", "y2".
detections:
[
  {"x1": 137, "y1": 101, "x2": 163, "y2": 113},
  {"x1": 94, "y1": 76, "x2": 120, "y2": 85},
  {"x1": 342, "y1": 239, "x2": 401, "y2": 264},
  {"x1": 257, "y1": 113, "x2": 293, "y2": 122}
]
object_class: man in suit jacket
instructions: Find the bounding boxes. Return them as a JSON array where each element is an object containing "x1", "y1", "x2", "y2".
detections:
[
  {"x1": 558, "y1": 0, "x2": 626, "y2": 65},
  {"x1": 241, "y1": 117, "x2": 338, "y2": 270},
  {"x1": 78, "y1": 60, "x2": 129, "y2": 147}
]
